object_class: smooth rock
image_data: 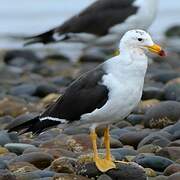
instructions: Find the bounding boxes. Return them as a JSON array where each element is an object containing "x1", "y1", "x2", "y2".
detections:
[
  {"x1": 164, "y1": 79, "x2": 180, "y2": 101},
  {"x1": 138, "y1": 133, "x2": 170, "y2": 148},
  {"x1": 126, "y1": 114, "x2": 145, "y2": 126},
  {"x1": 142, "y1": 87, "x2": 164, "y2": 100},
  {"x1": 0, "y1": 169, "x2": 16, "y2": 180},
  {"x1": 168, "y1": 140, "x2": 180, "y2": 147},
  {"x1": 144, "y1": 101, "x2": 180, "y2": 128},
  {"x1": 134, "y1": 154, "x2": 173, "y2": 172},
  {"x1": 14, "y1": 170, "x2": 55, "y2": 180},
  {"x1": 34, "y1": 83, "x2": 59, "y2": 97},
  {"x1": 110, "y1": 128, "x2": 129, "y2": 139},
  {"x1": 0, "y1": 146, "x2": 9, "y2": 155},
  {"x1": 10, "y1": 152, "x2": 54, "y2": 169},
  {"x1": 133, "y1": 99, "x2": 160, "y2": 114},
  {"x1": 156, "y1": 147, "x2": 180, "y2": 160},
  {"x1": 164, "y1": 163, "x2": 180, "y2": 176},
  {"x1": 9, "y1": 83, "x2": 37, "y2": 97},
  {"x1": 50, "y1": 157, "x2": 77, "y2": 173},
  {"x1": 118, "y1": 131, "x2": 150, "y2": 147},
  {"x1": 53, "y1": 174, "x2": 90, "y2": 180},
  {"x1": 0, "y1": 131, "x2": 12, "y2": 146},
  {"x1": 166, "y1": 25, "x2": 180, "y2": 37},
  {"x1": 5, "y1": 143, "x2": 36, "y2": 155},
  {"x1": 150, "y1": 71, "x2": 180, "y2": 83},
  {"x1": 97, "y1": 174, "x2": 112, "y2": 180},
  {"x1": 145, "y1": 168, "x2": 157, "y2": 177},
  {"x1": 137, "y1": 144, "x2": 162, "y2": 154},
  {"x1": 0, "y1": 160, "x2": 8, "y2": 169},
  {"x1": 77, "y1": 161, "x2": 146, "y2": 180},
  {"x1": 8, "y1": 161, "x2": 38, "y2": 173},
  {"x1": 167, "y1": 172, "x2": 180, "y2": 180}
]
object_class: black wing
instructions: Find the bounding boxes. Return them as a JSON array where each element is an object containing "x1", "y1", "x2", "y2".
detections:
[{"x1": 41, "y1": 66, "x2": 109, "y2": 121}]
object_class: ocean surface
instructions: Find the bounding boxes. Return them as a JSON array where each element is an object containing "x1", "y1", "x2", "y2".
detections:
[{"x1": 0, "y1": 0, "x2": 180, "y2": 48}]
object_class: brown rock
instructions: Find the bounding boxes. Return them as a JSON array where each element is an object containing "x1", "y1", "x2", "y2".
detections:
[
  {"x1": 167, "y1": 172, "x2": 180, "y2": 180},
  {"x1": 53, "y1": 174, "x2": 90, "y2": 180},
  {"x1": 138, "y1": 144, "x2": 162, "y2": 154},
  {"x1": 8, "y1": 161, "x2": 38, "y2": 173},
  {"x1": 156, "y1": 147, "x2": 180, "y2": 160},
  {"x1": 10, "y1": 152, "x2": 53, "y2": 169},
  {"x1": 144, "y1": 101, "x2": 180, "y2": 128},
  {"x1": 50, "y1": 157, "x2": 77, "y2": 173},
  {"x1": 0, "y1": 96, "x2": 38, "y2": 117},
  {"x1": 164, "y1": 163, "x2": 180, "y2": 176},
  {"x1": 168, "y1": 140, "x2": 180, "y2": 147}
]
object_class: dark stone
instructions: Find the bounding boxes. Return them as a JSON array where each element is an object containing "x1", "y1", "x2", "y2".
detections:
[
  {"x1": 150, "y1": 71, "x2": 180, "y2": 83},
  {"x1": 110, "y1": 128, "x2": 129, "y2": 139},
  {"x1": 164, "y1": 80, "x2": 180, "y2": 101},
  {"x1": 144, "y1": 101, "x2": 180, "y2": 128},
  {"x1": 126, "y1": 114, "x2": 145, "y2": 126},
  {"x1": 107, "y1": 162, "x2": 146, "y2": 180},
  {"x1": 118, "y1": 131, "x2": 150, "y2": 147},
  {"x1": 164, "y1": 163, "x2": 180, "y2": 176},
  {"x1": 34, "y1": 83, "x2": 59, "y2": 97},
  {"x1": 97, "y1": 174, "x2": 112, "y2": 180},
  {"x1": 134, "y1": 154, "x2": 173, "y2": 172},
  {"x1": 10, "y1": 152, "x2": 54, "y2": 169},
  {"x1": 0, "y1": 160, "x2": 8, "y2": 170},
  {"x1": 142, "y1": 86, "x2": 164, "y2": 100},
  {"x1": 156, "y1": 147, "x2": 180, "y2": 161},
  {"x1": 0, "y1": 169, "x2": 16, "y2": 180},
  {"x1": 167, "y1": 172, "x2": 180, "y2": 180},
  {"x1": 138, "y1": 133, "x2": 171, "y2": 148},
  {"x1": 9, "y1": 83, "x2": 37, "y2": 96},
  {"x1": 0, "y1": 131, "x2": 12, "y2": 146}
]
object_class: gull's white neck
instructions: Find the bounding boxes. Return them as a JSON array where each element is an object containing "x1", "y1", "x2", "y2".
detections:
[{"x1": 105, "y1": 44, "x2": 148, "y2": 80}]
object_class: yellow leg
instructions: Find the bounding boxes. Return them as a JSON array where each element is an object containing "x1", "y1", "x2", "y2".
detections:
[
  {"x1": 90, "y1": 128, "x2": 116, "y2": 172},
  {"x1": 104, "y1": 126, "x2": 112, "y2": 161}
]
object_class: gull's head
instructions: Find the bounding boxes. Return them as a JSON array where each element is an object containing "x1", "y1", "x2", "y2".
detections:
[{"x1": 120, "y1": 29, "x2": 166, "y2": 57}]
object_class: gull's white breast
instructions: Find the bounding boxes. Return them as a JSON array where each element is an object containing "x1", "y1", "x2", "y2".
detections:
[{"x1": 80, "y1": 54, "x2": 148, "y2": 125}]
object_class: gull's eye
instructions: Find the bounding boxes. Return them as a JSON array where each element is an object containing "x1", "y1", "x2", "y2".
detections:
[{"x1": 138, "y1": 38, "x2": 143, "y2": 42}]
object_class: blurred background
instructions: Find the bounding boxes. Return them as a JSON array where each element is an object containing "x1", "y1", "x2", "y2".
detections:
[
  {"x1": 0, "y1": 0, "x2": 180, "y2": 48},
  {"x1": 0, "y1": 1, "x2": 179, "y2": 179}
]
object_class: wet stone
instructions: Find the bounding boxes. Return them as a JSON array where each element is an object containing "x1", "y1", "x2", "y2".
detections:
[
  {"x1": 0, "y1": 160, "x2": 8, "y2": 170},
  {"x1": 53, "y1": 174, "x2": 90, "y2": 180}
]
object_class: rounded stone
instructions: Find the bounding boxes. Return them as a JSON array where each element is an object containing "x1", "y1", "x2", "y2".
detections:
[
  {"x1": 164, "y1": 163, "x2": 180, "y2": 176},
  {"x1": 5, "y1": 143, "x2": 36, "y2": 155},
  {"x1": 156, "y1": 147, "x2": 180, "y2": 161},
  {"x1": 0, "y1": 169, "x2": 16, "y2": 180},
  {"x1": 164, "y1": 80, "x2": 180, "y2": 101},
  {"x1": 8, "y1": 161, "x2": 38, "y2": 173},
  {"x1": 50, "y1": 157, "x2": 77, "y2": 173},
  {"x1": 137, "y1": 144, "x2": 162, "y2": 154},
  {"x1": 10, "y1": 152, "x2": 54, "y2": 169},
  {"x1": 167, "y1": 172, "x2": 180, "y2": 180},
  {"x1": 118, "y1": 131, "x2": 150, "y2": 147},
  {"x1": 134, "y1": 154, "x2": 173, "y2": 172},
  {"x1": 144, "y1": 101, "x2": 180, "y2": 128},
  {"x1": 142, "y1": 87, "x2": 164, "y2": 100}
]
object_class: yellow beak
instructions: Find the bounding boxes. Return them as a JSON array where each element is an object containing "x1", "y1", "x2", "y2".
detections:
[{"x1": 145, "y1": 44, "x2": 166, "y2": 57}]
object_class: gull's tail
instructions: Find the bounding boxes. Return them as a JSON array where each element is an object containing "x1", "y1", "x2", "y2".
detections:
[{"x1": 6, "y1": 116, "x2": 59, "y2": 135}]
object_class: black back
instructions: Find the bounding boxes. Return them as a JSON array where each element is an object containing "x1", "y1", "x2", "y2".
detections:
[{"x1": 41, "y1": 65, "x2": 109, "y2": 121}]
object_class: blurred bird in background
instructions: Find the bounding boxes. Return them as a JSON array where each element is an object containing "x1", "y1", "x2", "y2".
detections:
[{"x1": 24, "y1": 0, "x2": 159, "y2": 61}]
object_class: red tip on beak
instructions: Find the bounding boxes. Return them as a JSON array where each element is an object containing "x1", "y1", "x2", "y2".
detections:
[{"x1": 159, "y1": 50, "x2": 166, "y2": 57}]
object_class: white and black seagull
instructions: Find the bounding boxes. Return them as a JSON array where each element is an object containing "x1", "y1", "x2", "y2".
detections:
[
  {"x1": 7, "y1": 30, "x2": 165, "y2": 172},
  {"x1": 24, "y1": 0, "x2": 158, "y2": 47}
]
